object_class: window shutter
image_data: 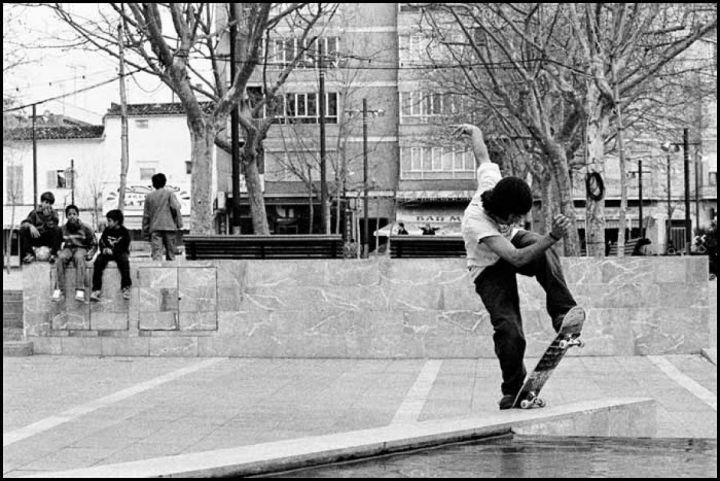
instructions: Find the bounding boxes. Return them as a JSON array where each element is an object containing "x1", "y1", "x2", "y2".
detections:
[{"x1": 47, "y1": 170, "x2": 56, "y2": 189}]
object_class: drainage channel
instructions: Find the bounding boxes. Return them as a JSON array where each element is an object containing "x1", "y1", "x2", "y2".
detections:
[{"x1": 252, "y1": 435, "x2": 717, "y2": 478}]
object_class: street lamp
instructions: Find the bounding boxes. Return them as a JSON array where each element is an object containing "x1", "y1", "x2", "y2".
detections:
[
  {"x1": 661, "y1": 128, "x2": 697, "y2": 255},
  {"x1": 347, "y1": 99, "x2": 384, "y2": 258},
  {"x1": 629, "y1": 159, "x2": 651, "y2": 239}
]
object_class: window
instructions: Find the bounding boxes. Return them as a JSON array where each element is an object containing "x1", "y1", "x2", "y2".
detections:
[
  {"x1": 47, "y1": 169, "x2": 73, "y2": 189},
  {"x1": 271, "y1": 92, "x2": 338, "y2": 124},
  {"x1": 140, "y1": 167, "x2": 156, "y2": 180},
  {"x1": 709, "y1": 172, "x2": 717, "y2": 186},
  {"x1": 135, "y1": 119, "x2": 149, "y2": 128},
  {"x1": 400, "y1": 147, "x2": 475, "y2": 180},
  {"x1": 400, "y1": 91, "x2": 462, "y2": 123},
  {"x1": 185, "y1": 161, "x2": 192, "y2": 175},
  {"x1": 6, "y1": 165, "x2": 23, "y2": 204},
  {"x1": 268, "y1": 36, "x2": 340, "y2": 69}
]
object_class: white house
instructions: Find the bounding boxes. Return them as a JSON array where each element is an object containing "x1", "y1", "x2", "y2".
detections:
[{"x1": 3, "y1": 103, "x2": 198, "y2": 233}]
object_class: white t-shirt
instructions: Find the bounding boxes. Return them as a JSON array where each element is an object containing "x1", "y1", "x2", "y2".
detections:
[{"x1": 461, "y1": 162, "x2": 518, "y2": 280}]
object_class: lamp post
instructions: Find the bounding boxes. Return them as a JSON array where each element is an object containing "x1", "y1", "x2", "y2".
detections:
[
  {"x1": 629, "y1": 159, "x2": 651, "y2": 239},
  {"x1": 347, "y1": 99, "x2": 384, "y2": 258},
  {"x1": 661, "y1": 129, "x2": 699, "y2": 255}
]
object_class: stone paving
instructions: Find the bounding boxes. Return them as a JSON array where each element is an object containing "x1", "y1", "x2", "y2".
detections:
[{"x1": 2, "y1": 354, "x2": 717, "y2": 477}]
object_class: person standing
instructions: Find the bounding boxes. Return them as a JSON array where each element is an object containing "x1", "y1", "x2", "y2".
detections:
[
  {"x1": 19, "y1": 191, "x2": 62, "y2": 264},
  {"x1": 396, "y1": 222, "x2": 409, "y2": 235},
  {"x1": 142, "y1": 173, "x2": 183, "y2": 261},
  {"x1": 91, "y1": 209, "x2": 132, "y2": 301},
  {"x1": 53, "y1": 204, "x2": 97, "y2": 302},
  {"x1": 457, "y1": 123, "x2": 585, "y2": 410}
]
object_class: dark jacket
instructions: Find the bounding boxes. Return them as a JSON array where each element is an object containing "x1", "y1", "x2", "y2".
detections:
[
  {"x1": 61, "y1": 221, "x2": 97, "y2": 251},
  {"x1": 99, "y1": 225, "x2": 131, "y2": 256},
  {"x1": 22, "y1": 207, "x2": 59, "y2": 233}
]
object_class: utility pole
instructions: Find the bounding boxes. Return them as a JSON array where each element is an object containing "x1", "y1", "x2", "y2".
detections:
[
  {"x1": 229, "y1": 3, "x2": 241, "y2": 234},
  {"x1": 118, "y1": 15, "x2": 129, "y2": 210},
  {"x1": 638, "y1": 159, "x2": 643, "y2": 238},
  {"x1": 362, "y1": 98, "x2": 369, "y2": 258},
  {"x1": 318, "y1": 38, "x2": 329, "y2": 233},
  {"x1": 70, "y1": 158, "x2": 75, "y2": 205},
  {"x1": 32, "y1": 104, "x2": 37, "y2": 208},
  {"x1": 666, "y1": 154, "x2": 672, "y2": 249},
  {"x1": 612, "y1": 60, "x2": 628, "y2": 256},
  {"x1": 683, "y1": 128, "x2": 692, "y2": 255}
]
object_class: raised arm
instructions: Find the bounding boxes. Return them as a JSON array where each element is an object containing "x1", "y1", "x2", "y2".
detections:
[{"x1": 453, "y1": 123, "x2": 490, "y2": 167}]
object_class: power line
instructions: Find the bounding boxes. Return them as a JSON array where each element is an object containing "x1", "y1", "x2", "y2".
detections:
[{"x1": 3, "y1": 68, "x2": 142, "y2": 114}]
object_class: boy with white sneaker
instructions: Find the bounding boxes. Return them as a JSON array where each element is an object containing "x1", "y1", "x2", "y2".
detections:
[
  {"x1": 457, "y1": 123, "x2": 585, "y2": 410},
  {"x1": 52, "y1": 204, "x2": 97, "y2": 303}
]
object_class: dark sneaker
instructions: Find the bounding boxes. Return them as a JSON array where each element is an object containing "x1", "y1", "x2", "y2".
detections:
[
  {"x1": 498, "y1": 394, "x2": 516, "y2": 410},
  {"x1": 48, "y1": 254, "x2": 56, "y2": 264},
  {"x1": 90, "y1": 290, "x2": 102, "y2": 302}
]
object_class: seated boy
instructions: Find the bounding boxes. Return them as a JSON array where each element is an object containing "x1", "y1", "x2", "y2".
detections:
[
  {"x1": 19, "y1": 191, "x2": 62, "y2": 264},
  {"x1": 52, "y1": 205, "x2": 97, "y2": 302},
  {"x1": 91, "y1": 209, "x2": 132, "y2": 301}
]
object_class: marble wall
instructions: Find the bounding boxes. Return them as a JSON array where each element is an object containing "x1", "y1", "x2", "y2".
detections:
[{"x1": 23, "y1": 256, "x2": 711, "y2": 358}]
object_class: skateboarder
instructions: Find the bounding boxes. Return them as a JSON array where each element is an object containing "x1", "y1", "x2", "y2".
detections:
[{"x1": 456, "y1": 123, "x2": 584, "y2": 410}]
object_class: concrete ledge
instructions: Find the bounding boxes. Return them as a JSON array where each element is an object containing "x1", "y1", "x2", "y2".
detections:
[
  {"x1": 3, "y1": 341, "x2": 33, "y2": 357},
  {"x1": 702, "y1": 348, "x2": 717, "y2": 365},
  {"x1": 28, "y1": 397, "x2": 655, "y2": 478}
]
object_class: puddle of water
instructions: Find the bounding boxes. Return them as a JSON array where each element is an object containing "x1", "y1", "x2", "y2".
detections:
[{"x1": 256, "y1": 435, "x2": 717, "y2": 478}]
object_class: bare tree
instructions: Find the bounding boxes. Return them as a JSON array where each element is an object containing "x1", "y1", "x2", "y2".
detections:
[
  {"x1": 414, "y1": 3, "x2": 716, "y2": 255},
  {"x1": 46, "y1": 3, "x2": 337, "y2": 234}
]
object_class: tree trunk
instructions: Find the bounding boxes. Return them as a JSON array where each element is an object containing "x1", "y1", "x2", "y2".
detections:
[
  {"x1": 545, "y1": 142, "x2": 580, "y2": 256},
  {"x1": 584, "y1": 89, "x2": 610, "y2": 257},
  {"x1": 188, "y1": 122, "x2": 215, "y2": 235},
  {"x1": 241, "y1": 151, "x2": 269, "y2": 235}
]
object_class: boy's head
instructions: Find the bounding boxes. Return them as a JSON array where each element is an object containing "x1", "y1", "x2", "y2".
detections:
[
  {"x1": 65, "y1": 204, "x2": 80, "y2": 225},
  {"x1": 481, "y1": 176, "x2": 533, "y2": 224},
  {"x1": 106, "y1": 209, "x2": 124, "y2": 227},
  {"x1": 40, "y1": 191, "x2": 55, "y2": 205},
  {"x1": 151, "y1": 173, "x2": 167, "y2": 189}
]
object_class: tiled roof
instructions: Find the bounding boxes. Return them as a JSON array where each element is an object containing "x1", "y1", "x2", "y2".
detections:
[
  {"x1": 105, "y1": 102, "x2": 215, "y2": 116},
  {"x1": 4, "y1": 125, "x2": 105, "y2": 141}
]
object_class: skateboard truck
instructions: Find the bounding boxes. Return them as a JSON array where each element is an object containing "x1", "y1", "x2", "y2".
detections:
[
  {"x1": 519, "y1": 391, "x2": 546, "y2": 409},
  {"x1": 558, "y1": 337, "x2": 585, "y2": 350}
]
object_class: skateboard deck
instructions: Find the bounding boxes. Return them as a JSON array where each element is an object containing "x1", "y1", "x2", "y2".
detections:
[{"x1": 512, "y1": 306, "x2": 586, "y2": 409}]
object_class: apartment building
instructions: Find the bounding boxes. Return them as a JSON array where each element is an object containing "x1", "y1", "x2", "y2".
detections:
[{"x1": 219, "y1": 3, "x2": 715, "y2": 253}]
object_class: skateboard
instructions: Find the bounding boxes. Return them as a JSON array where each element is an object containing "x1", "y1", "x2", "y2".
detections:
[{"x1": 512, "y1": 306, "x2": 586, "y2": 409}]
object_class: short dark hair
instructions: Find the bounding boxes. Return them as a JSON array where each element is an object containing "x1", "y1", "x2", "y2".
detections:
[
  {"x1": 151, "y1": 173, "x2": 167, "y2": 189},
  {"x1": 106, "y1": 209, "x2": 124, "y2": 225},
  {"x1": 481, "y1": 176, "x2": 533, "y2": 219},
  {"x1": 40, "y1": 191, "x2": 55, "y2": 204},
  {"x1": 65, "y1": 204, "x2": 79, "y2": 216}
]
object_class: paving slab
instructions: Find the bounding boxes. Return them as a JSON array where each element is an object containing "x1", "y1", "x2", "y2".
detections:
[{"x1": 2, "y1": 355, "x2": 717, "y2": 478}]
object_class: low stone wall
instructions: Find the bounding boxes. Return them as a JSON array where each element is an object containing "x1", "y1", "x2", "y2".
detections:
[{"x1": 23, "y1": 256, "x2": 710, "y2": 358}]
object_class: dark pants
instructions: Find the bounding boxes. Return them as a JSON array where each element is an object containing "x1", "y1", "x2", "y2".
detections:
[
  {"x1": 92, "y1": 252, "x2": 132, "y2": 291},
  {"x1": 19, "y1": 225, "x2": 62, "y2": 257},
  {"x1": 474, "y1": 231, "x2": 577, "y2": 396}
]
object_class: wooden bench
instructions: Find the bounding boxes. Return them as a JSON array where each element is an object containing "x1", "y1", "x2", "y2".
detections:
[
  {"x1": 607, "y1": 238, "x2": 643, "y2": 256},
  {"x1": 389, "y1": 235, "x2": 466, "y2": 258},
  {"x1": 183, "y1": 234, "x2": 344, "y2": 260}
]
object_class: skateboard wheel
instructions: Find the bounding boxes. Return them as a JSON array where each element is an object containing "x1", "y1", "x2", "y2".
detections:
[
  {"x1": 520, "y1": 399, "x2": 531, "y2": 409},
  {"x1": 558, "y1": 340, "x2": 569, "y2": 349},
  {"x1": 535, "y1": 398, "x2": 546, "y2": 408},
  {"x1": 577, "y1": 339, "x2": 585, "y2": 348}
]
